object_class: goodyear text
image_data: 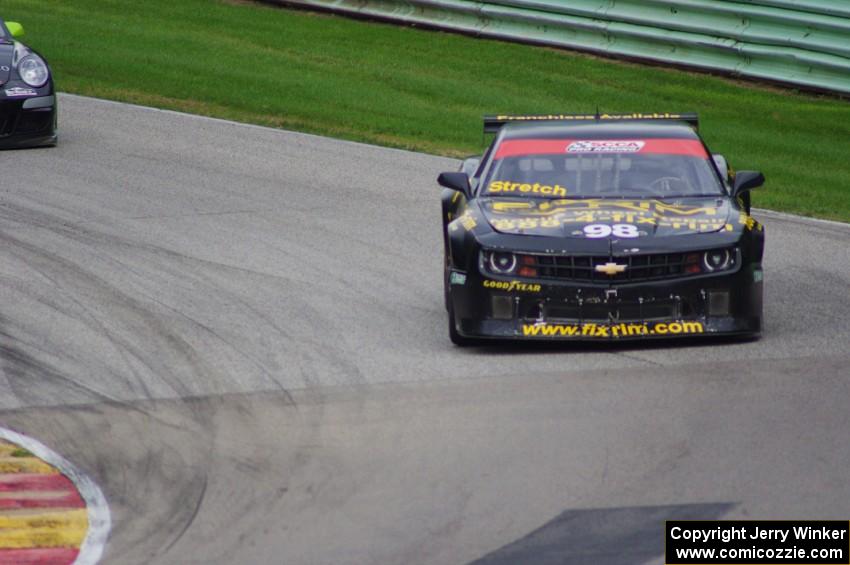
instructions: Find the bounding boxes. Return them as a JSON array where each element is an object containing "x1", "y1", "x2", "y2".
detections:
[{"x1": 483, "y1": 280, "x2": 542, "y2": 293}]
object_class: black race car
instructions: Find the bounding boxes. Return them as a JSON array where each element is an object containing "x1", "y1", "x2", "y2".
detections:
[
  {"x1": 0, "y1": 19, "x2": 57, "y2": 148},
  {"x1": 439, "y1": 113, "x2": 764, "y2": 345}
]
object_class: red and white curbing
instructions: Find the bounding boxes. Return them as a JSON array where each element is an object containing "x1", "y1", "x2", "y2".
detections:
[{"x1": 0, "y1": 427, "x2": 111, "y2": 565}]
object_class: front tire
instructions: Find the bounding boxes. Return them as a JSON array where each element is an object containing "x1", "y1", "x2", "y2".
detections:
[
  {"x1": 443, "y1": 251, "x2": 451, "y2": 312},
  {"x1": 447, "y1": 296, "x2": 472, "y2": 346}
]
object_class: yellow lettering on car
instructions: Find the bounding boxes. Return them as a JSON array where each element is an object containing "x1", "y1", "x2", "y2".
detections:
[
  {"x1": 739, "y1": 212, "x2": 760, "y2": 231},
  {"x1": 521, "y1": 321, "x2": 705, "y2": 338},
  {"x1": 461, "y1": 215, "x2": 476, "y2": 231},
  {"x1": 654, "y1": 202, "x2": 716, "y2": 216},
  {"x1": 485, "y1": 181, "x2": 568, "y2": 197},
  {"x1": 483, "y1": 280, "x2": 541, "y2": 293}
]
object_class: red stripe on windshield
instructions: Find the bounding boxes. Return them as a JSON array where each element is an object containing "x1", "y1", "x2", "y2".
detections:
[{"x1": 494, "y1": 138, "x2": 708, "y2": 159}]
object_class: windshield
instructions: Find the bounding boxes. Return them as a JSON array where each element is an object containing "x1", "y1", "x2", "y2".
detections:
[{"x1": 481, "y1": 138, "x2": 724, "y2": 199}]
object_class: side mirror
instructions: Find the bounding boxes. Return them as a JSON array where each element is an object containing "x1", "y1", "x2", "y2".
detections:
[
  {"x1": 6, "y1": 22, "x2": 24, "y2": 39},
  {"x1": 732, "y1": 170, "x2": 764, "y2": 196},
  {"x1": 437, "y1": 172, "x2": 471, "y2": 198}
]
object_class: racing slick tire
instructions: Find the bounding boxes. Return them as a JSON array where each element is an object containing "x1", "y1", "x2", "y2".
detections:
[{"x1": 444, "y1": 255, "x2": 450, "y2": 312}]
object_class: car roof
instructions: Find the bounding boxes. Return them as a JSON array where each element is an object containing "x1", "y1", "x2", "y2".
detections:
[{"x1": 499, "y1": 120, "x2": 700, "y2": 141}]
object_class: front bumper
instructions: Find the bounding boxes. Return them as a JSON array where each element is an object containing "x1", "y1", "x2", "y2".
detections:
[
  {"x1": 449, "y1": 264, "x2": 763, "y2": 341},
  {"x1": 0, "y1": 95, "x2": 57, "y2": 148}
]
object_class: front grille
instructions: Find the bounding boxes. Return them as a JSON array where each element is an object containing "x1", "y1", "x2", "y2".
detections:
[
  {"x1": 15, "y1": 112, "x2": 51, "y2": 134},
  {"x1": 0, "y1": 115, "x2": 12, "y2": 137},
  {"x1": 526, "y1": 252, "x2": 694, "y2": 283},
  {"x1": 0, "y1": 106, "x2": 53, "y2": 138},
  {"x1": 543, "y1": 300, "x2": 682, "y2": 322}
]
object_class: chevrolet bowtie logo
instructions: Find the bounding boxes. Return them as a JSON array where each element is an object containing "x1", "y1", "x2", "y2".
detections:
[{"x1": 595, "y1": 262, "x2": 627, "y2": 276}]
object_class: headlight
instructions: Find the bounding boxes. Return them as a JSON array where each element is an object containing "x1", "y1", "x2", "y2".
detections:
[
  {"x1": 683, "y1": 248, "x2": 736, "y2": 275},
  {"x1": 18, "y1": 55, "x2": 49, "y2": 88},
  {"x1": 483, "y1": 251, "x2": 539, "y2": 277},
  {"x1": 703, "y1": 249, "x2": 732, "y2": 272},
  {"x1": 488, "y1": 251, "x2": 517, "y2": 274}
]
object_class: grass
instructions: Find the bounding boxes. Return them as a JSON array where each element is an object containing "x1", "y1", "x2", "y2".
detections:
[{"x1": 4, "y1": 0, "x2": 850, "y2": 221}]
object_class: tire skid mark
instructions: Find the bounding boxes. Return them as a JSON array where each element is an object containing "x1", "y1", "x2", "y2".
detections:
[
  {"x1": 0, "y1": 203, "x2": 299, "y2": 559},
  {"x1": 5, "y1": 254, "x2": 160, "y2": 402},
  {"x1": 157, "y1": 473, "x2": 207, "y2": 557},
  {"x1": 0, "y1": 228, "x2": 219, "y2": 401},
  {"x1": 1, "y1": 199, "x2": 363, "y2": 393},
  {"x1": 85, "y1": 225, "x2": 370, "y2": 390},
  {"x1": 143, "y1": 294, "x2": 296, "y2": 405},
  {"x1": 0, "y1": 331, "x2": 207, "y2": 435},
  {"x1": 0, "y1": 340, "x2": 126, "y2": 408},
  {"x1": 0, "y1": 184, "x2": 374, "y2": 561}
]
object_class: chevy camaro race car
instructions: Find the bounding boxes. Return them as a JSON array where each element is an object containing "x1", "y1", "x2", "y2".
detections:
[
  {"x1": 0, "y1": 19, "x2": 57, "y2": 148},
  {"x1": 440, "y1": 113, "x2": 765, "y2": 345}
]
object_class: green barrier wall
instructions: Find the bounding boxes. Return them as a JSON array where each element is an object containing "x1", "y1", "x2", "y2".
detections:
[{"x1": 273, "y1": 0, "x2": 850, "y2": 94}]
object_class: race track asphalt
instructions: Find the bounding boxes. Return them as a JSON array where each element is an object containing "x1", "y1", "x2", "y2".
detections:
[{"x1": 0, "y1": 94, "x2": 848, "y2": 564}]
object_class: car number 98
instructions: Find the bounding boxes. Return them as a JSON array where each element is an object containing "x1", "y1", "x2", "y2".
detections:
[{"x1": 583, "y1": 224, "x2": 640, "y2": 238}]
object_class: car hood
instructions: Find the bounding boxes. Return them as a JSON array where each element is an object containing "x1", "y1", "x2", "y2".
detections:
[{"x1": 479, "y1": 197, "x2": 734, "y2": 239}]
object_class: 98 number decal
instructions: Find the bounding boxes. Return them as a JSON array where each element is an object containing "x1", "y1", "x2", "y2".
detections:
[{"x1": 583, "y1": 224, "x2": 640, "y2": 238}]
